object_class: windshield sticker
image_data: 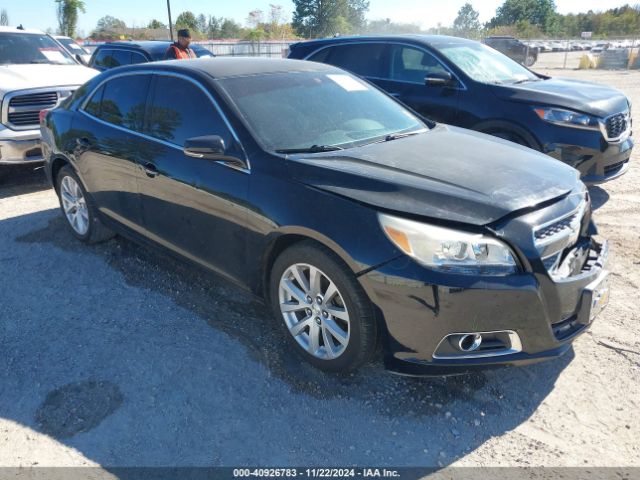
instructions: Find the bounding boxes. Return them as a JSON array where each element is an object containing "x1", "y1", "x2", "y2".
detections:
[
  {"x1": 327, "y1": 74, "x2": 368, "y2": 92},
  {"x1": 39, "y1": 48, "x2": 66, "y2": 62}
]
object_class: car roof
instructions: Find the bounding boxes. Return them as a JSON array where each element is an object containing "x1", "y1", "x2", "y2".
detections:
[
  {"x1": 116, "y1": 56, "x2": 337, "y2": 79},
  {"x1": 291, "y1": 34, "x2": 478, "y2": 50},
  {"x1": 0, "y1": 26, "x2": 45, "y2": 34},
  {"x1": 97, "y1": 40, "x2": 171, "y2": 53}
]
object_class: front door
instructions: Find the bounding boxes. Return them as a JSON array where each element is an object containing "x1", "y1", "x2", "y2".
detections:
[
  {"x1": 374, "y1": 44, "x2": 461, "y2": 124},
  {"x1": 136, "y1": 74, "x2": 250, "y2": 284}
]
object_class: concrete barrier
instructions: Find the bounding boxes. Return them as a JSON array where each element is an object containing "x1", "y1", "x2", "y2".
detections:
[{"x1": 597, "y1": 48, "x2": 631, "y2": 69}]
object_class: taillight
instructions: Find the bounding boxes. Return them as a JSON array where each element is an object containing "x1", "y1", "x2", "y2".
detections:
[{"x1": 39, "y1": 109, "x2": 51, "y2": 125}]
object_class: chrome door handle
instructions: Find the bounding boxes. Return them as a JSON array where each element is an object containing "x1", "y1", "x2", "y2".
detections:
[{"x1": 143, "y1": 163, "x2": 159, "y2": 178}]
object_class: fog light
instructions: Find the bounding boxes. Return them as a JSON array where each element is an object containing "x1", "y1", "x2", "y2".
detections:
[{"x1": 458, "y1": 334, "x2": 482, "y2": 352}]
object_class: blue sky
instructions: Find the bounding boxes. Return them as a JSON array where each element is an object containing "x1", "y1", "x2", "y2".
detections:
[{"x1": 5, "y1": 0, "x2": 633, "y2": 36}]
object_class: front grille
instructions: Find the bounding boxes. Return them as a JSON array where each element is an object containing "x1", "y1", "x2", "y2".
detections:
[
  {"x1": 534, "y1": 199, "x2": 588, "y2": 277},
  {"x1": 7, "y1": 111, "x2": 42, "y2": 126},
  {"x1": 9, "y1": 92, "x2": 58, "y2": 107},
  {"x1": 534, "y1": 212, "x2": 578, "y2": 242},
  {"x1": 6, "y1": 91, "x2": 60, "y2": 129},
  {"x1": 604, "y1": 111, "x2": 629, "y2": 141}
]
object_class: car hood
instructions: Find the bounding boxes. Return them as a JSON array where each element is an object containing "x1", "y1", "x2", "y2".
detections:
[
  {"x1": 286, "y1": 125, "x2": 581, "y2": 226},
  {"x1": 492, "y1": 77, "x2": 629, "y2": 117},
  {"x1": 0, "y1": 64, "x2": 98, "y2": 97}
]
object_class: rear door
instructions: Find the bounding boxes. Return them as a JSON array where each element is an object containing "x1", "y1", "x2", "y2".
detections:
[
  {"x1": 137, "y1": 74, "x2": 250, "y2": 283},
  {"x1": 74, "y1": 73, "x2": 152, "y2": 229},
  {"x1": 374, "y1": 43, "x2": 461, "y2": 124}
]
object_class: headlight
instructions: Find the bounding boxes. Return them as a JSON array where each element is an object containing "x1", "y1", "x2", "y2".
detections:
[
  {"x1": 533, "y1": 106, "x2": 600, "y2": 130},
  {"x1": 379, "y1": 213, "x2": 518, "y2": 276}
]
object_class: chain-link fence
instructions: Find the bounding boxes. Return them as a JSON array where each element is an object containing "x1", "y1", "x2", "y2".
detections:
[{"x1": 188, "y1": 40, "x2": 293, "y2": 58}]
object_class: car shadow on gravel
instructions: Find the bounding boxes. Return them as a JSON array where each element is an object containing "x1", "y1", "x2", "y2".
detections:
[{"x1": 2, "y1": 208, "x2": 574, "y2": 467}]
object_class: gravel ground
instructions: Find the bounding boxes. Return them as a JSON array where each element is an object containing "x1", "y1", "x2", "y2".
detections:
[{"x1": 0, "y1": 66, "x2": 639, "y2": 470}]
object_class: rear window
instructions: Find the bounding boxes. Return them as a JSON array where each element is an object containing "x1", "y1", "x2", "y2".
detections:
[
  {"x1": 85, "y1": 75, "x2": 151, "y2": 132},
  {"x1": 93, "y1": 49, "x2": 133, "y2": 69}
]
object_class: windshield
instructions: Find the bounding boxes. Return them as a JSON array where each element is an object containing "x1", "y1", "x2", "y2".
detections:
[
  {"x1": 438, "y1": 42, "x2": 538, "y2": 85},
  {"x1": 0, "y1": 32, "x2": 76, "y2": 65},
  {"x1": 218, "y1": 71, "x2": 426, "y2": 152},
  {"x1": 57, "y1": 37, "x2": 89, "y2": 55}
]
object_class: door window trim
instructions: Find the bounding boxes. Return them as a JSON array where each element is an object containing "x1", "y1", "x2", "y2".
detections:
[
  {"x1": 79, "y1": 70, "x2": 250, "y2": 173},
  {"x1": 305, "y1": 41, "x2": 467, "y2": 91}
]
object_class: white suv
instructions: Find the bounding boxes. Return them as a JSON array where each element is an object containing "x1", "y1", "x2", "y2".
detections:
[{"x1": 0, "y1": 27, "x2": 98, "y2": 165}]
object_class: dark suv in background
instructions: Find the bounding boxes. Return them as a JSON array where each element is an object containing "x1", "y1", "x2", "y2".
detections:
[
  {"x1": 484, "y1": 35, "x2": 538, "y2": 66},
  {"x1": 289, "y1": 35, "x2": 633, "y2": 184},
  {"x1": 88, "y1": 40, "x2": 214, "y2": 71}
]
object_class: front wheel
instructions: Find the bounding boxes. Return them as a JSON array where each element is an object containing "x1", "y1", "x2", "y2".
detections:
[
  {"x1": 56, "y1": 165, "x2": 114, "y2": 244},
  {"x1": 269, "y1": 241, "x2": 377, "y2": 373}
]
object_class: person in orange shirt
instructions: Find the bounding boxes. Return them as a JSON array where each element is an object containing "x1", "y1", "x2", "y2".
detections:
[{"x1": 164, "y1": 29, "x2": 195, "y2": 60}]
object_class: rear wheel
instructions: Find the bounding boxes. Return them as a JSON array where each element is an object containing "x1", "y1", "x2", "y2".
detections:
[
  {"x1": 488, "y1": 130, "x2": 530, "y2": 148},
  {"x1": 56, "y1": 165, "x2": 114, "y2": 244},
  {"x1": 270, "y1": 241, "x2": 377, "y2": 373},
  {"x1": 524, "y1": 55, "x2": 536, "y2": 67}
]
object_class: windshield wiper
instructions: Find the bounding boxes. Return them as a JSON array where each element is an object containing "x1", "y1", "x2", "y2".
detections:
[
  {"x1": 512, "y1": 78, "x2": 540, "y2": 84},
  {"x1": 384, "y1": 130, "x2": 424, "y2": 142},
  {"x1": 275, "y1": 145, "x2": 344, "y2": 154}
]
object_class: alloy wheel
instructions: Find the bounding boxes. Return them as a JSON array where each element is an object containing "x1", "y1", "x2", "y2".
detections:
[
  {"x1": 278, "y1": 263, "x2": 350, "y2": 360},
  {"x1": 60, "y1": 175, "x2": 89, "y2": 236}
]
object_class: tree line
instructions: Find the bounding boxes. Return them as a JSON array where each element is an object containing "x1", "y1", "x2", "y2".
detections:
[{"x1": 5, "y1": 0, "x2": 640, "y2": 41}]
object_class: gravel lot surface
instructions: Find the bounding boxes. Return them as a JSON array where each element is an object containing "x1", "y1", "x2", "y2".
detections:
[{"x1": 0, "y1": 65, "x2": 638, "y2": 470}]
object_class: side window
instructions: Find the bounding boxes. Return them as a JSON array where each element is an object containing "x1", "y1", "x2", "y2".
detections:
[
  {"x1": 111, "y1": 50, "x2": 131, "y2": 66},
  {"x1": 321, "y1": 43, "x2": 386, "y2": 78},
  {"x1": 388, "y1": 45, "x2": 448, "y2": 83},
  {"x1": 84, "y1": 84, "x2": 104, "y2": 117},
  {"x1": 307, "y1": 47, "x2": 331, "y2": 64},
  {"x1": 91, "y1": 75, "x2": 151, "y2": 131},
  {"x1": 508, "y1": 40, "x2": 521, "y2": 50},
  {"x1": 130, "y1": 52, "x2": 147, "y2": 65},
  {"x1": 93, "y1": 49, "x2": 113, "y2": 68},
  {"x1": 147, "y1": 75, "x2": 234, "y2": 149}
]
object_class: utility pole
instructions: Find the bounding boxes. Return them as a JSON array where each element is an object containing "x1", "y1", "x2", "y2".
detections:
[{"x1": 167, "y1": 0, "x2": 174, "y2": 41}]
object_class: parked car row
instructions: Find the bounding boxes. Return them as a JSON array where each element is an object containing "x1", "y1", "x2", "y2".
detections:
[
  {"x1": 525, "y1": 39, "x2": 637, "y2": 52},
  {"x1": 0, "y1": 25, "x2": 629, "y2": 375}
]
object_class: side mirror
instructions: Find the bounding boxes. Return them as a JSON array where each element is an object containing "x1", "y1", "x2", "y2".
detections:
[
  {"x1": 75, "y1": 54, "x2": 87, "y2": 66},
  {"x1": 184, "y1": 135, "x2": 247, "y2": 169},
  {"x1": 425, "y1": 71, "x2": 454, "y2": 87}
]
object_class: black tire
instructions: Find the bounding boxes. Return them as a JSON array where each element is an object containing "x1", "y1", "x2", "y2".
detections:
[
  {"x1": 269, "y1": 241, "x2": 377, "y2": 373},
  {"x1": 56, "y1": 165, "x2": 114, "y2": 244},
  {"x1": 489, "y1": 130, "x2": 530, "y2": 148}
]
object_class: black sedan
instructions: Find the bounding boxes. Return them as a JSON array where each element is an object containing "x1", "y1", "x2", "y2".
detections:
[
  {"x1": 41, "y1": 58, "x2": 610, "y2": 375},
  {"x1": 288, "y1": 35, "x2": 633, "y2": 184}
]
